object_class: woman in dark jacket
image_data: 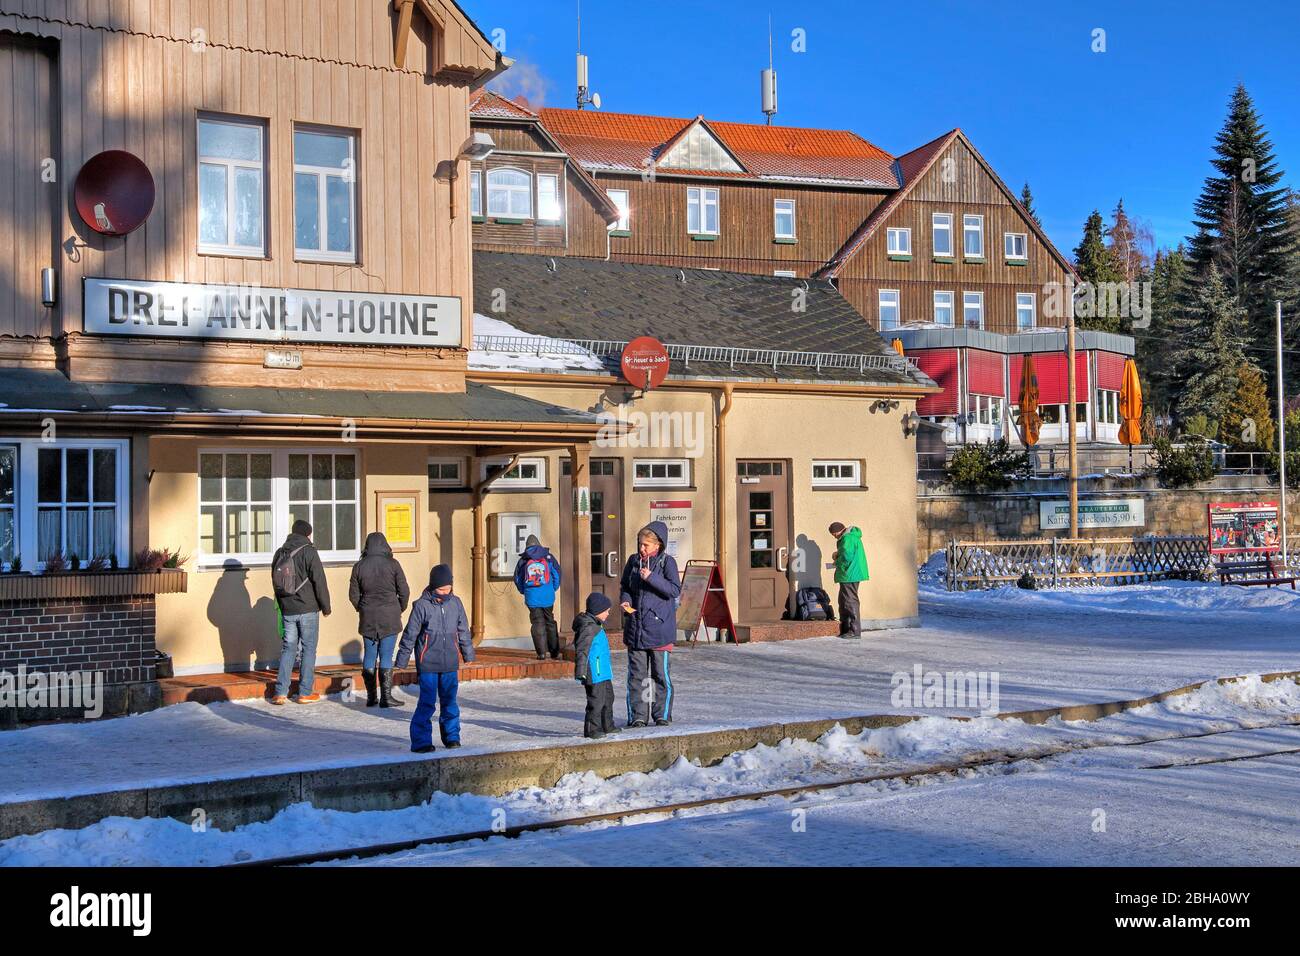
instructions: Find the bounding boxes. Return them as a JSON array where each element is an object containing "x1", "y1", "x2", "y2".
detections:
[
  {"x1": 619, "y1": 520, "x2": 681, "y2": 727},
  {"x1": 348, "y1": 532, "x2": 410, "y2": 708}
]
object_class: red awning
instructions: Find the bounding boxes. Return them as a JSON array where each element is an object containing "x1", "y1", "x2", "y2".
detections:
[
  {"x1": 913, "y1": 349, "x2": 959, "y2": 416},
  {"x1": 1096, "y1": 351, "x2": 1126, "y2": 391},
  {"x1": 1010, "y1": 352, "x2": 1088, "y2": 405},
  {"x1": 966, "y1": 349, "x2": 1005, "y2": 397}
]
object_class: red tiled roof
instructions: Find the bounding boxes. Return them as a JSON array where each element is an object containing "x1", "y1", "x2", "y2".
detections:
[
  {"x1": 470, "y1": 88, "x2": 539, "y2": 121},
  {"x1": 538, "y1": 107, "x2": 900, "y2": 188}
]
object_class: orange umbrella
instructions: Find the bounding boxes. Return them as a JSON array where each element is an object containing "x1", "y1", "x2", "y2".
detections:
[
  {"x1": 891, "y1": 338, "x2": 905, "y2": 356},
  {"x1": 1017, "y1": 354, "x2": 1041, "y2": 447},
  {"x1": 1118, "y1": 358, "x2": 1143, "y2": 472}
]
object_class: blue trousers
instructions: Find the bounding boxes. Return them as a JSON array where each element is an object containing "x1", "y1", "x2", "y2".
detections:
[
  {"x1": 275, "y1": 612, "x2": 320, "y2": 698},
  {"x1": 363, "y1": 633, "x2": 398, "y2": 671},
  {"x1": 411, "y1": 671, "x2": 460, "y2": 749}
]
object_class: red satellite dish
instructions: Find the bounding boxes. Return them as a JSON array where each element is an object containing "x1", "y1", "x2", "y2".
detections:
[
  {"x1": 620, "y1": 336, "x2": 671, "y2": 390},
  {"x1": 74, "y1": 150, "x2": 155, "y2": 237}
]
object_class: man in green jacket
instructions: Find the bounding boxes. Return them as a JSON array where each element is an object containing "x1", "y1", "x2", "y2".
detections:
[{"x1": 829, "y1": 522, "x2": 869, "y2": 639}]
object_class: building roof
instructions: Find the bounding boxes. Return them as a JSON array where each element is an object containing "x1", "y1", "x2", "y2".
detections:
[
  {"x1": 469, "y1": 88, "x2": 540, "y2": 121},
  {"x1": 537, "y1": 107, "x2": 900, "y2": 188},
  {"x1": 0, "y1": 370, "x2": 603, "y2": 440},
  {"x1": 470, "y1": 252, "x2": 933, "y2": 389},
  {"x1": 818, "y1": 129, "x2": 1078, "y2": 280}
]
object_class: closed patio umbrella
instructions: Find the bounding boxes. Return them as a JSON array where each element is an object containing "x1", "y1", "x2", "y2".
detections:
[
  {"x1": 1017, "y1": 353, "x2": 1042, "y2": 453},
  {"x1": 891, "y1": 338, "x2": 905, "y2": 356},
  {"x1": 1118, "y1": 357, "x2": 1143, "y2": 473}
]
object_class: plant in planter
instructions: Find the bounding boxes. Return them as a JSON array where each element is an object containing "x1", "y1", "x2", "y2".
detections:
[
  {"x1": 68, "y1": 553, "x2": 82, "y2": 571},
  {"x1": 42, "y1": 551, "x2": 68, "y2": 573},
  {"x1": 162, "y1": 547, "x2": 190, "y2": 569},
  {"x1": 6, "y1": 554, "x2": 20, "y2": 574},
  {"x1": 135, "y1": 547, "x2": 189, "y2": 571},
  {"x1": 85, "y1": 554, "x2": 108, "y2": 573},
  {"x1": 108, "y1": 552, "x2": 119, "y2": 571}
]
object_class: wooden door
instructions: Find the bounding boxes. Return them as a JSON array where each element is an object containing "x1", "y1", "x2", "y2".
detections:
[{"x1": 735, "y1": 460, "x2": 792, "y2": 622}]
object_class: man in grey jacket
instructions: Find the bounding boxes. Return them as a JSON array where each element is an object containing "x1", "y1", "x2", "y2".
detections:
[
  {"x1": 395, "y1": 564, "x2": 474, "y2": 753},
  {"x1": 271, "y1": 519, "x2": 331, "y2": 705}
]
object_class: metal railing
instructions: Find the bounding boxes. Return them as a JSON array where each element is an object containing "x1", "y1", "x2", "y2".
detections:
[
  {"x1": 920, "y1": 444, "x2": 1279, "y2": 480},
  {"x1": 945, "y1": 535, "x2": 1300, "y2": 590},
  {"x1": 472, "y1": 334, "x2": 917, "y2": 375}
]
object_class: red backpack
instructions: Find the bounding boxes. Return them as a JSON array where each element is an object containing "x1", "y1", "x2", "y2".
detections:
[{"x1": 524, "y1": 556, "x2": 552, "y2": 587}]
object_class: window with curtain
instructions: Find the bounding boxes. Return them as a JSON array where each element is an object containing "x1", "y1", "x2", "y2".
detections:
[
  {"x1": 486, "y1": 167, "x2": 533, "y2": 218},
  {"x1": 197, "y1": 116, "x2": 266, "y2": 255},
  {"x1": 36, "y1": 446, "x2": 118, "y2": 563},
  {"x1": 199, "y1": 452, "x2": 274, "y2": 558},
  {"x1": 0, "y1": 447, "x2": 14, "y2": 567},
  {"x1": 293, "y1": 127, "x2": 357, "y2": 262}
]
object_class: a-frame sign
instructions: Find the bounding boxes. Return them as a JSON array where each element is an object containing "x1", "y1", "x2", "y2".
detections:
[{"x1": 675, "y1": 560, "x2": 740, "y2": 644}]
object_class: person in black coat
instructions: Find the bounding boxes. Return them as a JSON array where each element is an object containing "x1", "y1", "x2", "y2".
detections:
[
  {"x1": 348, "y1": 531, "x2": 411, "y2": 708},
  {"x1": 270, "y1": 519, "x2": 332, "y2": 705}
]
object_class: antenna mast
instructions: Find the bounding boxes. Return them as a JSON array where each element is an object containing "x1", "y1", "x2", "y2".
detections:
[
  {"x1": 761, "y1": 15, "x2": 778, "y2": 125},
  {"x1": 576, "y1": 1, "x2": 599, "y2": 110}
]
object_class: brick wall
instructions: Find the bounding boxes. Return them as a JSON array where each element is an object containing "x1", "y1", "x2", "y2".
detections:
[{"x1": 0, "y1": 596, "x2": 157, "y2": 685}]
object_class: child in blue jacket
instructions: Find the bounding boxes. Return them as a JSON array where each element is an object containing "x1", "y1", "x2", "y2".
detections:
[
  {"x1": 572, "y1": 592, "x2": 617, "y2": 739},
  {"x1": 513, "y1": 534, "x2": 563, "y2": 660},
  {"x1": 395, "y1": 564, "x2": 474, "y2": 753}
]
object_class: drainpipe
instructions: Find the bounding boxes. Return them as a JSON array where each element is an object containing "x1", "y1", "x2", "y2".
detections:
[
  {"x1": 470, "y1": 454, "x2": 518, "y2": 646},
  {"x1": 715, "y1": 385, "x2": 735, "y2": 571}
]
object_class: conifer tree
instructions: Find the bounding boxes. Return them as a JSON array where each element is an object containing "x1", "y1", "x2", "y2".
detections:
[
  {"x1": 1019, "y1": 183, "x2": 1042, "y2": 229},
  {"x1": 1073, "y1": 210, "x2": 1123, "y2": 331},
  {"x1": 1170, "y1": 268, "x2": 1250, "y2": 427},
  {"x1": 1220, "y1": 362, "x2": 1275, "y2": 450}
]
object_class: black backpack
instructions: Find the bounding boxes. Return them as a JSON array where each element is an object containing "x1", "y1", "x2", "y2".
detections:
[
  {"x1": 795, "y1": 587, "x2": 835, "y2": 622},
  {"x1": 272, "y1": 545, "x2": 310, "y2": 599}
]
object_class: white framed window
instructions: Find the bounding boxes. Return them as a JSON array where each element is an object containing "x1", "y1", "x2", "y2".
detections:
[
  {"x1": 486, "y1": 167, "x2": 533, "y2": 218},
  {"x1": 607, "y1": 188, "x2": 631, "y2": 231},
  {"x1": 0, "y1": 446, "x2": 13, "y2": 567},
  {"x1": 469, "y1": 169, "x2": 483, "y2": 216},
  {"x1": 428, "y1": 458, "x2": 466, "y2": 489},
  {"x1": 773, "y1": 270, "x2": 797, "y2": 278},
  {"x1": 481, "y1": 457, "x2": 546, "y2": 489},
  {"x1": 963, "y1": 214, "x2": 984, "y2": 257},
  {"x1": 1096, "y1": 390, "x2": 1121, "y2": 425},
  {"x1": 962, "y1": 291, "x2": 984, "y2": 329},
  {"x1": 687, "y1": 186, "x2": 720, "y2": 235},
  {"x1": 933, "y1": 290, "x2": 955, "y2": 326},
  {"x1": 887, "y1": 227, "x2": 911, "y2": 255},
  {"x1": 932, "y1": 213, "x2": 954, "y2": 256},
  {"x1": 633, "y1": 458, "x2": 690, "y2": 489},
  {"x1": 294, "y1": 127, "x2": 357, "y2": 262},
  {"x1": 879, "y1": 289, "x2": 900, "y2": 331},
  {"x1": 1005, "y1": 232, "x2": 1028, "y2": 260},
  {"x1": 774, "y1": 198, "x2": 796, "y2": 239},
  {"x1": 971, "y1": 395, "x2": 1004, "y2": 426},
  {"x1": 811, "y1": 460, "x2": 861, "y2": 488},
  {"x1": 537, "y1": 173, "x2": 562, "y2": 222},
  {"x1": 197, "y1": 115, "x2": 266, "y2": 256},
  {"x1": 198, "y1": 448, "x2": 359, "y2": 566},
  {"x1": 1016, "y1": 292, "x2": 1036, "y2": 330}
]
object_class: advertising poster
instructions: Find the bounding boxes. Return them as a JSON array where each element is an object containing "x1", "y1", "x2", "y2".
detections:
[
  {"x1": 1208, "y1": 501, "x2": 1280, "y2": 554},
  {"x1": 649, "y1": 499, "x2": 693, "y2": 562}
]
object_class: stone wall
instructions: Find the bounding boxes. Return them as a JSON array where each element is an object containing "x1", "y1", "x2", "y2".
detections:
[{"x1": 917, "y1": 475, "x2": 1300, "y2": 560}]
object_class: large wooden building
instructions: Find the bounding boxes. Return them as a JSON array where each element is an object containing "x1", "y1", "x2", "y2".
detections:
[{"x1": 467, "y1": 92, "x2": 1136, "y2": 448}]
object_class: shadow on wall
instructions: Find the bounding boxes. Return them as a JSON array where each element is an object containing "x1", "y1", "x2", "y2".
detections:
[
  {"x1": 794, "y1": 533, "x2": 825, "y2": 592},
  {"x1": 207, "y1": 560, "x2": 280, "y2": 672}
]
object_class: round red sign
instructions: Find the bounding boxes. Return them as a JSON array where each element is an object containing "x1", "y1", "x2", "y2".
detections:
[
  {"x1": 74, "y1": 150, "x2": 156, "y2": 237},
  {"x1": 620, "y1": 336, "x2": 670, "y2": 390}
]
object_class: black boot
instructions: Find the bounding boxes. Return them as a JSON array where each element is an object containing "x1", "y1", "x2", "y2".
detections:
[
  {"x1": 379, "y1": 669, "x2": 405, "y2": 708},
  {"x1": 361, "y1": 669, "x2": 378, "y2": 707}
]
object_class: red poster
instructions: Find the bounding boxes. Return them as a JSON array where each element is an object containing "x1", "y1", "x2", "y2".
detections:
[{"x1": 1208, "y1": 502, "x2": 1281, "y2": 555}]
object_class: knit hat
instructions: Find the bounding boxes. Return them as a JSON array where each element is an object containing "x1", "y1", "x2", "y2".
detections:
[
  {"x1": 292, "y1": 519, "x2": 313, "y2": 537},
  {"x1": 828, "y1": 522, "x2": 846, "y2": 536},
  {"x1": 585, "y1": 592, "x2": 612, "y2": 615},
  {"x1": 429, "y1": 564, "x2": 454, "y2": 589},
  {"x1": 525, "y1": 534, "x2": 540, "y2": 549}
]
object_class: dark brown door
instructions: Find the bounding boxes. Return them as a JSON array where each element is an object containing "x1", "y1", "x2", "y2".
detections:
[
  {"x1": 560, "y1": 458, "x2": 624, "y2": 631},
  {"x1": 736, "y1": 460, "x2": 792, "y2": 623}
]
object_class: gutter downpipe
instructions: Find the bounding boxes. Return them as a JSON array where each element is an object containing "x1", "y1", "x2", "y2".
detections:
[
  {"x1": 716, "y1": 384, "x2": 735, "y2": 573},
  {"x1": 470, "y1": 454, "x2": 518, "y2": 646}
]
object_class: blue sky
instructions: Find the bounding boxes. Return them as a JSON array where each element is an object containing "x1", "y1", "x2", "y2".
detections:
[{"x1": 460, "y1": 0, "x2": 1299, "y2": 257}]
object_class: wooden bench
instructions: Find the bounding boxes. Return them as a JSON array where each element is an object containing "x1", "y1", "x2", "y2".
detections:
[{"x1": 1216, "y1": 556, "x2": 1298, "y2": 589}]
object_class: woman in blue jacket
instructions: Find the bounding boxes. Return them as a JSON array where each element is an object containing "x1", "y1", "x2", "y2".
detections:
[
  {"x1": 395, "y1": 564, "x2": 474, "y2": 753},
  {"x1": 619, "y1": 520, "x2": 681, "y2": 727}
]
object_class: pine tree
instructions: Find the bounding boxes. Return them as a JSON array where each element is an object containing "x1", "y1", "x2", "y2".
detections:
[
  {"x1": 1073, "y1": 209, "x2": 1123, "y2": 331},
  {"x1": 1019, "y1": 183, "x2": 1042, "y2": 229},
  {"x1": 1106, "y1": 199, "x2": 1153, "y2": 283},
  {"x1": 1220, "y1": 362, "x2": 1275, "y2": 450},
  {"x1": 1170, "y1": 268, "x2": 1249, "y2": 427},
  {"x1": 1139, "y1": 245, "x2": 1190, "y2": 416},
  {"x1": 1187, "y1": 84, "x2": 1293, "y2": 353}
]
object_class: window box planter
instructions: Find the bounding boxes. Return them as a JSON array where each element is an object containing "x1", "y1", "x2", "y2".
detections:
[
  {"x1": 1005, "y1": 259, "x2": 1028, "y2": 266},
  {"x1": 0, "y1": 568, "x2": 188, "y2": 602},
  {"x1": 608, "y1": 229, "x2": 631, "y2": 238},
  {"x1": 964, "y1": 256, "x2": 986, "y2": 264},
  {"x1": 471, "y1": 215, "x2": 487, "y2": 224},
  {"x1": 689, "y1": 233, "x2": 718, "y2": 241},
  {"x1": 492, "y1": 217, "x2": 527, "y2": 225},
  {"x1": 887, "y1": 254, "x2": 913, "y2": 262},
  {"x1": 773, "y1": 237, "x2": 797, "y2": 245},
  {"x1": 932, "y1": 256, "x2": 956, "y2": 264}
]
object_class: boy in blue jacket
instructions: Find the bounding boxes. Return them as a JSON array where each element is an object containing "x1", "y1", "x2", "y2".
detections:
[
  {"x1": 572, "y1": 592, "x2": 618, "y2": 739},
  {"x1": 395, "y1": 564, "x2": 474, "y2": 753},
  {"x1": 513, "y1": 534, "x2": 563, "y2": 660}
]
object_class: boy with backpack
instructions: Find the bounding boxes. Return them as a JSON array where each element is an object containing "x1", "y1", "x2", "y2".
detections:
[
  {"x1": 270, "y1": 520, "x2": 332, "y2": 705},
  {"x1": 513, "y1": 534, "x2": 563, "y2": 660},
  {"x1": 395, "y1": 564, "x2": 474, "y2": 753},
  {"x1": 572, "y1": 592, "x2": 618, "y2": 739}
]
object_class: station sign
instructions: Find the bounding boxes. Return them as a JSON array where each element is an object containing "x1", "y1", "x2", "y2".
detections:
[{"x1": 84, "y1": 278, "x2": 462, "y2": 348}]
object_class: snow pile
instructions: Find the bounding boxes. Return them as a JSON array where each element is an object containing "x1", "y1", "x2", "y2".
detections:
[
  {"x1": 921, "y1": 575, "x2": 1300, "y2": 616},
  {"x1": 4, "y1": 675, "x2": 1296, "y2": 867},
  {"x1": 468, "y1": 313, "x2": 606, "y2": 372}
]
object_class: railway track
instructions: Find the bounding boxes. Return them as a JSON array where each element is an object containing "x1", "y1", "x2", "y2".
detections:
[{"x1": 229, "y1": 718, "x2": 1300, "y2": 868}]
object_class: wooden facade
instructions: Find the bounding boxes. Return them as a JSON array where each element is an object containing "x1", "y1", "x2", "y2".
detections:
[{"x1": 0, "y1": 0, "x2": 500, "y2": 390}]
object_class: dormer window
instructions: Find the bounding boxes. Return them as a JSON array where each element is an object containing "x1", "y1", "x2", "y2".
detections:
[{"x1": 486, "y1": 167, "x2": 533, "y2": 218}]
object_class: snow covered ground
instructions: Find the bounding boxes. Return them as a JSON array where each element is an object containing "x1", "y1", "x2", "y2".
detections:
[
  {"x1": 3, "y1": 675, "x2": 1297, "y2": 866},
  {"x1": 1, "y1": 579, "x2": 1297, "y2": 808}
]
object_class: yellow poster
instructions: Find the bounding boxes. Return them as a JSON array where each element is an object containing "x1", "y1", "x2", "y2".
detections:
[{"x1": 384, "y1": 502, "x2": 414, "y2": 546}]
